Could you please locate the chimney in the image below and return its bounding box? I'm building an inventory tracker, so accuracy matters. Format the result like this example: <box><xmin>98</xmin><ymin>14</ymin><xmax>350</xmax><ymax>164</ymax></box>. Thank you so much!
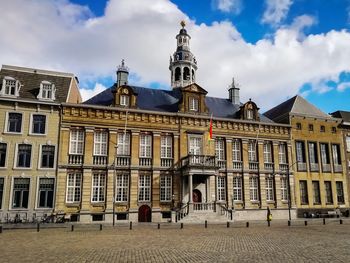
<box><xmin>228</xmin><ymin>77</ymin><xmax>240</xmax><ymax>104</ymax></box>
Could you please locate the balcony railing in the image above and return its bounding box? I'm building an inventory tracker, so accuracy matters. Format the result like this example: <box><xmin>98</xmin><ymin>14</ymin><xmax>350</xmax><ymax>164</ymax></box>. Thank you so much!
<box><xmin>217</xmin><ymin>160</ymin><xmax>226</xmax><ymax>169</ymax></box>
<box><xmin>232</xmin><ymin>161</ymin><xmax>242</xmax><ymax>171</ymax></box>
<box><xmin>181</xmin><ymin>155</ymin><xmax>217</xmax><ymax>169</ymax></box>
<box><xmin>310</xmin><ymin>163</ymin><xmax>319</xmax><ymax>172</ymax></box>
<box><xmin>93</xmin><ymin>156</ymin><xmax>107</xmax><ymax>166</ymax></box>
<box><xmin>139</xmin><ymin>157</ymin><xmax>152</xmax><ymax>167</ymax></box>
<box><xmin>115</xmin><ymin>156</ymin><xmax>130</xmax><ymax>167</ymax></box>
<box><xmin>249</xmin><ymin>161</ymin><xmax>259</xmax><ymax>171</ymax></box>
<box><xmin>264</xmin><ymin>162</ymin><xmax>274</xmax><ymax>171</ymax></box>
<box><xmin>322</xmin><ymin>164</ymin><xmax>331</xmax><ymax>172</ymax></box>
<box><xmin>279</xmin><ymin>163</ymin><xmax>289</xmax><ymax>171</ymax></box>
<box><xmin>68</xmin><ymin>154</ymin><xmax>83</xmax><ymax>165</ymax></box>
<box><xmin>334</xmin><ymin>164</ymin><xmax>343</xmax><ymax>173</ymax></box>
<box><xmin>160</xmin><ymin>158</ymin><xmax>173</xmax><ymax>168</ymax></box>
<box><xmin>297</xmin><ymin>162</ymin><xmax>307</xmax><ymax>171</ymax></box>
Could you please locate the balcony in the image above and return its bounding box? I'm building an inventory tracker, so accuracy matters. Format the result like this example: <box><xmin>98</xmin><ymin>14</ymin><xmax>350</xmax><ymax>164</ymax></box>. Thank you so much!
<box><xmin>264</xmin><ymin>162</ymin><xmax>274</xmax><ymax>171</ymax></box>
<box><xmin>310</xmin><ymin>163</ymin><xmax>319</xmax><ymax>172</ymax></box>
<box><xmin>334</xmin><ymin>164</ymin><xmax>343</xmax><ymax>173</ymax></box>
<box><xmin>139</xmin><ymin>157</ymin><xmax>152</xmax><ymax>167</ymax></box>
<box><xmin>217</xmin><ymin>160</ymin><xmax>226</xmax><ymax>170</ymax></box>
<box><xmin>115</xmin><ymin>156</ymin><xmax>130</xmax><ymax>167</ymax></box>
<box><xmin>161</xmin><ymin>158</ymin><xmax>173</xmax><ymax>168</ymax></box>
<box><xmin>279</xmin><ymin>163</ymin><xmax>289</xmax><ymax>172</ymax></box>
<box><xmin>249</xmin><ymin>162</ymin><xmax>259</xmax><ymax>172</ymax></box>
<box><xmin>297</xmin><ymin>162</ymin><xmax>307</xmax><ymax>171</ymax></box>
<box><xmin>181</xmin><ymin>155</ymin><xmax>217</xmax><ymax>169</ymax></box>
<box><xmin>68</xmin><ymin>154</ymin><xmax>83</xmax><ymax>165</ymax></box>
<box><xmin>93</xmin><ymin>156</ymin><xmax>107</xmax><ymax>166</ymax></box>
<box><xmin>232</xmin><ymin>161</ymin><xmax>242</xmax><ymax>171</ymax></box>
<box><xmin>322</xmin><ymin>164</ymin><xmax>331</xmax><ymax>172</ymax></box>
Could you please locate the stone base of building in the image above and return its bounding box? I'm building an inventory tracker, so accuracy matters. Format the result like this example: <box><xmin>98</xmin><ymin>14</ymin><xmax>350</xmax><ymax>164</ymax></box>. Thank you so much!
<box><xmin>233</xmin><ymin>209</ymin><xmax>297</xmax><ymax>221</ymax></box>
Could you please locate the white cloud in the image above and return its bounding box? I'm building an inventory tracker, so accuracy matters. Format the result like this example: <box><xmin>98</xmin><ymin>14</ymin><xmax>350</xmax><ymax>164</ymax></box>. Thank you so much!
<box><xmin>80</xmin><ymin>83</ymin><xmax>107</xmax><ymax>102</ymax></box>
<box><xmin>212</xmin><ymin>0</ymin><xmax>243</xmax><ymax>14</ymax></box>
<box><xmin>261</xmin><ymin>0</ymin><xmax>293</xmax><ymax>26</ymax></box>
<box><xmin>337</xmin><ymin>82</ymin><xmax>350</xmax><ymax>92</ymax></box>
<box><xmin>1</xmin><ymin>0</ymin><xmax>350</xmax><ymax>111</ymax></box>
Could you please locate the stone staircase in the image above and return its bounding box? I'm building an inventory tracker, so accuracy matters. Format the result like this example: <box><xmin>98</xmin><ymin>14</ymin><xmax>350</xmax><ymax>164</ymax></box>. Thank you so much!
<box><xmin>178</xmin><ymin>210</ymin><xmax>233</xmax><ymax>223</ymax></box>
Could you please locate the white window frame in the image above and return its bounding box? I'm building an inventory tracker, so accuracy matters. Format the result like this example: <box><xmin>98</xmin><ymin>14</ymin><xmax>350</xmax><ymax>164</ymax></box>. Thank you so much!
<box><xmin>263</xmin><ymin>142</ymin><xmax>273</xmax><ymax>163</ymax></box>
<box><xmin>66</xmin><ymin>173</ymin><xmax>82</xmax><ymax>203</ymax></box>
<box><xmin>346</xmin><ymin>136</ymin><xmax>350</xmax><ymax>152</ymax></box>
<box><xmin>160</xmin><ymin>175</ymin><xmax>172</xmax><ymax>202</ymax></box>
<box><xmin>278</xmin><ymin>143</ymin><xmax>287</xmax><ymax>164</ymax></box>
<box><xmin>91</xmin><ymin>173</ymin><xmax>106</xmax><ymax>203</ymax></box>
<box><xmin>265</xmin><ymin>176</ymin><xmax>274</xmax><ymax>201</ymax></box>
<box><xmin>188</xmin><ymin>135</ymin><xmax>202</xmax><ymax>155</ymax></box>
<box><xmin>117</xmin><ymin>132</ymin><xmax>130</xmax><ymax>156</ymax></box>
<box><xmin>5</xmin><ymin>112</ymin><xmax>23</xmax><ymax>134</ymax></box>
<box><xmin>248</xmin><ymin>140</ymin><xmax>257</xmax><ymax>162</ymax></box>
<box><xmin>120</xmin><ymin>95</ymin><xmax>130</xmax><ymax>106</ymax></box>
<box><xmin>0</xmin><ymin>142</ymin><xmax>8</xmax><ymax>168</ymax></box>
<box><xmin>280</xmin><ymin>177</ymin><xmax>288</xmax><ymax>201</ymax></box>
<box><xmin>189</xmin><ymin>97</ymin><xmax>199</xmax><ymax>111</ymax></box>
<box><xmin>29</xmin><ymin>113</ymin><xmax>47</xmax><ymax>135</ymax></box>
<box><xmin>217</xmin><ymin>176</ymin><xmax>226</xmax><ymax>201</ymax></box>
<box><xmin>139</xmin><ymin>134</ymin><xmax>152</xmax><ymax>158</ymax></box>
<box><xmin>14</xmin><ymin>143</ymin><xmax>32</xmax><ymax>169</ymax></box>
<box><xmin>161</xmin><ymin>135</ymin><xmax>173</xmax><ymax>159</ymax></box>
<box><xmin>249</xmin><ymin>176</ymin><xmax>259</xmax><ymax>202</ymax></box>
<box><xmin>36</xmin><ymin>177</ymin><xmax>55</xmax><ymax>209</ymax></box>
<box><xmin>215</xmin><ymin>138</ymin><xmax>225</xmax><ymax>161</ymax></box>
<box><xmin>115</xmin><ymin>173</ymin><xmax>129</xmax><ymax>202</ymax></box>
<box><xmin>38</xmin><ymin>144</ymin><xmax>56</xmax><ymax>170</ymax></box>
<box><xmin>1</xmin><ymin>76</ymin><xmax>21</xmax><ymax>97</ymax></box>
<box><xmin>232</xmin><ymin>139</ymin><xmax>241</xmax><ymax>162</ymax></box>
<box><xmin>10</xmin><ymin>177</ymin><xmax>31</xmax><ymax>210</ymax></box>
<box><xmin>37</xmin><ymin>81</ymin><xmax>56</xmax><ymax>101</ymax></box>
<box><xmin>296</xmin><ymin>141</ymin><xmax>305</xmax><ymax>163</ymax></box>
<box><xmin>69</xmin><ymin>129</ymin><xmax>85</xmax><ymax>155</ymax></box>
<box><xmin>138</xmin><ymin>174</ymin><xmax>151</xmax><ymax>202</ymax></box>
<box><xmin>93</xmin><ymin>131</ymin><xmax>108</xmax><ymax>156</ymax></box>
<box><xmin>247</xmin><ymin>109</ymin><xmax>253</xmax><ymax>120</ymax></box>
<box><xmin>233</xmin><ymin>177</ymin><xmax>242</xmax><ymax>201</ymax></box>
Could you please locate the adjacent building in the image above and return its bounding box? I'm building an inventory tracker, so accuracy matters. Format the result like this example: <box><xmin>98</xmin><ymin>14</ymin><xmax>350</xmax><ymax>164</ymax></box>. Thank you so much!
<box><xmin>0</xmin><ymin>65</ymin><xmax>81</xmax><ymax>222</ymax></box>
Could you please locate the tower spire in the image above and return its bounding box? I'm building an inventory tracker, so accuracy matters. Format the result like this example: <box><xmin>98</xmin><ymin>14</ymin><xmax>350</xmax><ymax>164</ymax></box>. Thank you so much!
<box><xmin>228</xmin><ymin>77</ymin><xmax>240</xmax><ymax>104</ymax></box>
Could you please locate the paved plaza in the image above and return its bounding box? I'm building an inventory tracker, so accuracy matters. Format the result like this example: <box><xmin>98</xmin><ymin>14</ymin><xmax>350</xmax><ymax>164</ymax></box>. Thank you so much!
<box><xmin>1</xmin><ymin>220</ymin><xmax>350</xmax><ymax>262</ymax></box>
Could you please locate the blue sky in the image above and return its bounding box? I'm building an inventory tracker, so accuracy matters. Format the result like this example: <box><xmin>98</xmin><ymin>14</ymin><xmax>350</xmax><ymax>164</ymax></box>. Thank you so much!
<box><xmin>1</xmin><ymin>0</ymin><xmax>350</xmax><ymax>113</ymax></box>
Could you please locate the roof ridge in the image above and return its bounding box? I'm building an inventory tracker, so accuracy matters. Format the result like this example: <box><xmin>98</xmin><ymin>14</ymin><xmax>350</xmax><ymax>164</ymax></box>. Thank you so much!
<box><xmin>2</xmin><ymin>64</ymin><xmax>75</xmax><ymax>78</ymax></box>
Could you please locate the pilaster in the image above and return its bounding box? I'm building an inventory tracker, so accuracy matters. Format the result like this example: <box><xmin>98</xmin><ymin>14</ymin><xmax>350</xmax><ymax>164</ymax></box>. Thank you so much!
<box><xmin>131</xmin><ymin>132</ymin><xmax>139</xmax><ymax>166</ymax></box>
<box><xmin>84</xmin><ymin>127</ymin><xmax>94</xmax><ymax>166</ymax></box>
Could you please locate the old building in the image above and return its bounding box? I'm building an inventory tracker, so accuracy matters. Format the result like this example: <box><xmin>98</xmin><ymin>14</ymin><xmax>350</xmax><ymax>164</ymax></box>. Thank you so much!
<box><xmin>0</xmin><ymin>65</ymin><xmax>81</xmax><ymax>222</ymax></box>
<box><xmin>265</xmin><ymin>97</ymin><xmax>349</xmax><ymax>217</ymax></box>
<box><xmin>55</xmin><ymin>23</ymin><xmax>295</xmax><ymax>223</ymax></box>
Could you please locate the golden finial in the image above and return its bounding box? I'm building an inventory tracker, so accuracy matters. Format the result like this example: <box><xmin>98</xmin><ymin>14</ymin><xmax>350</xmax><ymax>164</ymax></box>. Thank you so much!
<box><xmin>180</xmin><ymin>20</ymin><xmax>186</xmax><ymax>28</ymax></box>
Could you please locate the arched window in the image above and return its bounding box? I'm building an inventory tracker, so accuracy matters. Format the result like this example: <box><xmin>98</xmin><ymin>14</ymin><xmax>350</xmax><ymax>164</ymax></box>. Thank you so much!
<box><xmin>175</xmin><ymin>67</ymin><xmax>181</xmax><ymax>81</ymax></box>
<box><xmin>183</xmin><ymin>67</ymin><xmax>190</xmax><ymax>81</ymax></box>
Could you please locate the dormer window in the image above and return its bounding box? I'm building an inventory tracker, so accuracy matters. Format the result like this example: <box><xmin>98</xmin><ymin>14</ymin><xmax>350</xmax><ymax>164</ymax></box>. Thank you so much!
<box><xmin>247</xmin><ymin>109</ymin><xmax>253</xmax><ymax>120</ymax></box>
<box><xmin>120</xmin><ymin>94</ymin><xmax>130</xmax><ymax>107</ymax></box>
<box><xmin>1</xmin><ymin>76</ymin><xmax>21</xmax><ymax>97</ymax></box>
<box><xmin>189</xmin><ymin>97</ymin><xmax>199</xmax><ymax>111</ymax></box>
<box><xmin>37</xmin><ymin>81</ymin><xmax>56</xmax><ymax>101</ymax></box>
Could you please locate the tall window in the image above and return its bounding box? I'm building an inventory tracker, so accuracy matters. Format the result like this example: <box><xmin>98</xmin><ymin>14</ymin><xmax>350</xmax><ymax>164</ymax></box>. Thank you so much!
<box><xmin>215</xmin><ymin>138</ymin><xmax>225</xmax><ymax>161</ymax></box>
<box><xmin>32</xmin><ymin>114</ymin><xmax>46</xmax><ymax>134</ymax></box>
<box><xmin>12</xmin><ymin>178</ymin><xmax>30</xmax><ymax>208</ymax></box>
<box><xmin>249</xmin><ymin>176</ymin><xmax>259</xmax><ymax>201</ymax></box>
<box><xmin>332</xmin><ymin>144</ymin><xmax>341</xmax><ymax>165</ymax></box>
<box><xmin>92</xmin><ymin>173</ymin><xmax>105</xmax><ymax>202</ymax></box>
<box><xmin>0</xmin><ymin>143</ymin><xmax>7</xmax><ymax>167</ymax></box>
<box><xmin>0</xmin><ymin>178</ymin><xmax>4</xmax><ymax>209</ymax></box>
<box><xmin>116</xmin><ymin>173</ymin><xmax>129</xmax><ymax>202</ymax></box>
<box><xmin>299</xmin><ymin>180</ymin><xmax>308</xmax><ymax>204</ymax></box>
<box><xmin>263</xmin><ymin>142</ymin><xmax>273</xmax><ymax>163</ymax></box>
<box><xmin>278</xmin><ymin>143</ymin><xmax>287</xmax><ymax>164</ymax></box>
<box><xmin>312</xmin><ymin>181</ymin><xmax>321</xmax><ymax>204</ymax></box>
<box><xmin>336</xmin><ymin>181</ymin><xmax>344</xmax><ymax>204</ymax></box>
<box><xmin>138</xmin><ymin>174</ymin><xmax>151</xmax><ymax>202</ymax></box>
<box><xmin>308</xmin><ymin>142</ymin><xmax>318</xmax><ymax>170</ymax></box>
<box><xmin>346</xmin><ymin>136</ymin><xmax>350</xmax><ymax>152</ymax></box>
<box><xmin>217</xmin><ymin>177</ymin><xmax>226</xmax><ymax>201</ymax></box>
<box><xmin>161</xmin><ymin>135</ymin><xmax>172</xmax><ymax>159</ymax></box>
<box><xmin>38</xmin><ymin>81</ymin><xmax>55</xmax><ymax>100</ymax></box>
<box><xmin>94</xmin><ymin>131</ymin><xmax>108</xmax><ymax>156</ymax></box>
<box><xmin>232</xmin><ymin>139</ymin><xmax>242</xmax><ymax>161</ymax></box>
<box><xmin>320</xmin><ymin>143</ymin><xmax>330</xmax><ymax>165</ymax></box>
<box><xmin>120</xmin><ymin>95</ymin><xmax>130</xmax><ymax>106</ymax></box>
<box><xmin>66</xmin><ymin>173</ymin><xmax>82</xmax><ymax>203</ymax></box>
<box><xmin>160</xmin><ymin>175</ymin><xmax>172</xmax><ymax>202</ymax></box>
<box><xmin>7</xmin><ymin>112</ymin><xmax>22</xmax><ymax>133</ymax></box>
<box><xmin>189</xmin><ymin>97</ymin><xmax>199</xmax><ymax>111</ymax></box>
<box><xmin>233</xmin><ymin>177</ymin><xmax>242</xmax><ymax>201</ymax></box>
<box><xmin>280</xmin><ymin>177</ymin><xmax>288</xmax><ymax>201</ymax></box>
<box><xmin>41</xmin><ymin>145</ymin><xmax>55</xmax><ymax>168</ymax></box>
<box><xmin>324</xmin><ymin>181</ymin><xmax>333</xmax><ymax>204</ymax></box>
<box><xmin>117</xmin><ymin>133</ymin><xmax>130</xmax><ymax>156</ymax></box>
<box><xmin>248</xmin><ymin>141</ymin><xmax>257</xmax><ymax>162</ymax></box>
<box><xmin>247</xmin><ymin>109</ymin><xmax>253</xmax><ymax>120</ymax></box>
<box><xmin>140</xmin><ymin>134</ymin><xmax>152</xmax><ymax>158</ymax></box>
<box><xmin>17</xmin><ymin>144</ymin><xmax>32</xmax><ymax>168</ymax></box>
<box><xmin>38</xmin><ymin>178</ymin><xmax>54</xmax><ymax>208</ymax></box>
<box><xmin>69</xmin><ymin>130</ymin><xmax>84</xmax><ymax>154</ymax></box>
<box><xmin>296</xmin><ymin>141</ymin><xmax>305</xmax><ymax>163</ymax></box>
<box><xmin>265</xmin><ymin>176</ymin><xmax>274</xmax><ymax>201</ymax></box>
<box><xmin>189</xmin><ymin>137</ymin><xmax>202</xmax><ymax>155</ymax></box>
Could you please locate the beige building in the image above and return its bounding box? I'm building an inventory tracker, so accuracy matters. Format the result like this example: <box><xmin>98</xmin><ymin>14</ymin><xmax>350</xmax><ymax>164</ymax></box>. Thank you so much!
<box><xmin>265</xmin><ymin>96</ymin><xmax>349</xmax><ymax>216</ymax></box>
<box><xmin>0</xmin><ymin>65</ymin><xmax>81</xmax><ymax>222</ymax></box>
<box><xmin>55</xmin><ymin>25</ymin><xmax>295</xmax><ymax>223</ymax></box>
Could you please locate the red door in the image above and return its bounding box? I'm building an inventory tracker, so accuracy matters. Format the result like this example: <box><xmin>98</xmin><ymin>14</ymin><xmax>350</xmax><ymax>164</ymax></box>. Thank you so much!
<box><xmin>193</xmin><ymin>189</ymin><xmax>202</xmax><ymax>203</ymax></box>
<box><xmin>138</xmin><ymin>205</ymin><xmax>152</xmax><ymax>222</ymax></box>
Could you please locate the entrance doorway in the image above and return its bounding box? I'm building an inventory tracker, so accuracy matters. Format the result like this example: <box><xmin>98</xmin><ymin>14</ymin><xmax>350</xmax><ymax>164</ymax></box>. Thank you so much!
<box><xmin>138</xmin><ymin>205</ymin><xmax>152</xmax><ymax>222</ymax></box>
<box><xmin>193</xmin><ymin>189</ymin><xmax>202</xmax><ymax>203</ymax></box>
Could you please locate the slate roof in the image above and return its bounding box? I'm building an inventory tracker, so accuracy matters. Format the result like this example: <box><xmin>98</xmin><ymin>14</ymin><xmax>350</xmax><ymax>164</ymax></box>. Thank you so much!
<box><xmin>0</xmin><ymin>65</ymin><xmax>75</xmax><ymax>103</ymax></box>
<box><xmin>264</xmin><ymin>95</ymin><xmax>331</xmax><ymax>124</ymax></box>
<box><xmin>84</xmin><ymin>85</ymin><xmax>273</xmax><ymax>123</ymax></box>
<box><xmin>331</xmin><ymin>110</ymin><xmax>350</xmax><ymax>124</ymax></box>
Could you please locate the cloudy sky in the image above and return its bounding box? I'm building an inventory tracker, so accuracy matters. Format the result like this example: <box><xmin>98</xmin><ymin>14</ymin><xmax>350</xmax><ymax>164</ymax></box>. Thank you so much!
<box><xmin>1</xmin><ymin>0</ymin><xmax>350</xmax><ymax>112</ymax></box>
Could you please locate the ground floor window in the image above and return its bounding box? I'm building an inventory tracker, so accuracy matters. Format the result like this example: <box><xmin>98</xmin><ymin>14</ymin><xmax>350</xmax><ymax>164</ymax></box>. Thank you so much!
<box><xmin>217</xmin><ymin>176</ymin><xmax>226</xmax><ymax>201</ymax></box>
<box><xmin>0</xmin><ymin>178</ymin><xmax>4</xmax><ymax>209</ymax></box>
<box><xmin>325</xmin><ymin>181</ymin><xmax>333</xmax><ymax>204</ymax></box>
<box><xmin>312</xmin><ymin>181</ymin><xmax>321</xmax><ymax>205</ymax></box>
<box><xmin>38</xmin><ymin>178</ymin><xmax>54</xmax><ymax>208</ymax></box>
<box><xmin>280</xmin><ymin>177</ymin><xmax>288</xmax><ymax>201</ymax></box>
<box><xmin>66</xmin><ymin>173</ymin><xmax>82</xmax><ymax>203</ymax></box>
<box><xmin>265</xmin><ymin>176</ymin><xmax>274</xmax><ymax>201</ymax></box>
<box><xmin>233</xmin><ymin>177</ymin><xmax>242</xmax><ymax>201</ymax></box>
<box><xmin>92</xmin><ymin>173</ymin><xmax>106</xmax><ymax>203</ymax></box>
<box><xmin>249</xmin><ymin>176</ymin><xmax>259</xmax><ymax>201</ymax></box>
<box><xmin>160</xmin><ymin>175</ymin><xmax>172</xmax><ymax>202</ymax></box>
<box><xmin>336</xmin><ymin>181</ymin><xmax>344</xmax><ymax>204</ymax></box>
<box><xmin>13</xmin><ymin>178</ymin><xmax>30</xmax><ymax>208</ymax></box>
<box><xmin>299</xmin><ymin>180</ymin><xmax>308</xmax><ymax>205</ymax></box>
<box><xmin>138</xmin><ymin>174</ymin><xmax>151</xmax><ymax>202</ymax></box>
<box><xmin>116</xmin><ymin>173</ymin><xmax>129</xmax><ymax>202</ymax></box>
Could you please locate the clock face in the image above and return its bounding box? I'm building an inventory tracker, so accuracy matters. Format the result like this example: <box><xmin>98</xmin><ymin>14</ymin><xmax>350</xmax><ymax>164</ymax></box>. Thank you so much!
<box><xmin>123</xmin><ymin>88</ymin><xmax>129</xmax><ymax>94</ymax></box>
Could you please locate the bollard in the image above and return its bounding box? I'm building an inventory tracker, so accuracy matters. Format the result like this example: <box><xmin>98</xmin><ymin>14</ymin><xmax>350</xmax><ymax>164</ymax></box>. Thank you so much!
<box><xmin>340</xmin><ymin>219</ymin><xmax>343</xmax><ymax>225</ymax></box>
<box><xmin>246</xmin><ymin>222</ymin><xmax>249</xmax><ymax>228</ymax></box>
<box><xmin>158</xmin><ymin>223</ymin><xmax>160</xmax><ymax>229</ymax></box>
<box><xmin>181</xmin><ymin>223</ymin><xmax>183</xmax><ymax>229</ymax></box>
<box><xmin>227</xmin><ymin>222</ymin><xmax>230</xmax><ymax>228</ymax></box>
<box><xmin>288</xmin><ymin>220</ymin><xmax>291</xmax><ymax>227</ymax></box>
<box><xmin>71</xmin><ymin>225</ymin><xmax>74</xmax><ymax>232</ymax></box>
<box><xmin>205</xmin><ymin>220</ymin><xmax>207</xmax><ymax>228</ymax></box>
<box><xmin>0</xmin><ymin>226</ymin><xmax>2</xmax><ymax>234</ymax></box>
<box><xmin>100</xmin><ymin>224</ymin><xmax>103</xmax><ymax>231</ymax></box>
<box><xmin>268</xmin><ymin>221</ymin><xmax>271</xmax><ymax>227</ymax></box>
<box><xmin>323</xmin><ymin>218</ymin><xmax>326</xmax><ymax>225</ymax></box>
<box><xmin>304</xmin><ymin>220</ymin><xmax>307</xmax><ymax>226</ymax></box>
<box><xmin>37</xmin><ymin>223</ymin><xmax>40</xmax><ymax>232</ymax></box>
<box><xmin>129</xmin><ymin>222</ymin><xmax>132</xmax><ymax>230</ymax></box>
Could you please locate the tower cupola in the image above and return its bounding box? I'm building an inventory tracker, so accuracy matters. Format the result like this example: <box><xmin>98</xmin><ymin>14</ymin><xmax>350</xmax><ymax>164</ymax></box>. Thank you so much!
<box><xmin>169</xmin><ymin>21</ymin><xmax>198</xmax><ymax>88</ymax></box>
<box><xmin>228</xmin><ymin>77</ymin><xmax>240</xmax><ymax>105</ymax></box>
<box><xmin>116</xmin><ymin>59</ymin><xmax>129</xmax><ymax>87</ymax></box>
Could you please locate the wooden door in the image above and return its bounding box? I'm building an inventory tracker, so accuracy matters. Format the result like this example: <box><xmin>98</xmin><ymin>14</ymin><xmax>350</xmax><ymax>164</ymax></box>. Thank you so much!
<box><xmin>138</xmin><ymin>205</ymin><xmax>152</xmax><ymax>222</ymax></box>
